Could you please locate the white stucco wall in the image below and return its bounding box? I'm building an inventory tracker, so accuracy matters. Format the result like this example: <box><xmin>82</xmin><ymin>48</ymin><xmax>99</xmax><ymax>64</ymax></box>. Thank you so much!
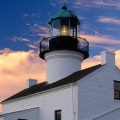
<box><xmin>2</xmin><ymin>84</ymin><xmax>78</xmax><ymax>120</ymax></box>
<box><xmin>78</xmin><ymin>65</ymin><xmax>120</xmax><ymax>120</ymax></box>
<box><xmin>3</xmin><ymin>108</ymin><xmax>39</xmax><ymax>120</ymax></box>
<box><xmin>0</xmin><ymin>116</ymin><xmax>2</xmax><ymax>120</ymax></box>
<box><xmin>45</xmin><ymin>50</ymin><xmax>84</xmax><ymax>83</ymax></box>
<box><xmin>94</xmin><ymin>107</ymin><xmax>120</xmax><ymax>120</ymax></box>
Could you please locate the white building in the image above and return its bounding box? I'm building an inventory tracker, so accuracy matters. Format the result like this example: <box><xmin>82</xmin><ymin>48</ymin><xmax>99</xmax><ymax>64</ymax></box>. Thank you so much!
<box><xmin>1</xmin><ymin>3</ymin><xmax>120</xmax><ymax>120</ymax></box>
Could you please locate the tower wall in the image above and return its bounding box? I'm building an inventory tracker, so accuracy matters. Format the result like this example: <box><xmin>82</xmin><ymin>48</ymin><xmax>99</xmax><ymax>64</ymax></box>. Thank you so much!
<box><xmin>45</xmin><ymin>50</ymin><xmax>84</xmax><ymax>83</ymax></box>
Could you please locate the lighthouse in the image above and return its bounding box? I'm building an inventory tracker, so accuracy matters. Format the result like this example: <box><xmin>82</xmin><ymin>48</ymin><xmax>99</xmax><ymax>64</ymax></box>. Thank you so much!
<box><xmin>39</xmin><ymin>3</ymin><xmax>89</xmax><ymax>84</ymax></box>
<box><xmin>2</xmin><ymin>3</ymin><xmax>120</xmax><ymax>120</ymax></box>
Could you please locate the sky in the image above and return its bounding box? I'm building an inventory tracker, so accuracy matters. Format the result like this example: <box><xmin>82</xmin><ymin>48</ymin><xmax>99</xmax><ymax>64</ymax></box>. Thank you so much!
<box><xmin>0</xmin><ymin>0</ymin><xmax>120</xmax><ymax>112</ymax></box>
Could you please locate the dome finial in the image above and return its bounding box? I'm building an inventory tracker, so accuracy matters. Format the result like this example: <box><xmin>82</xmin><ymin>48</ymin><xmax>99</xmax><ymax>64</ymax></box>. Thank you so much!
<box><xmin>62</xmin><ymin>2</ymin><xmax>67</xmax><ymax>10</ymax></box>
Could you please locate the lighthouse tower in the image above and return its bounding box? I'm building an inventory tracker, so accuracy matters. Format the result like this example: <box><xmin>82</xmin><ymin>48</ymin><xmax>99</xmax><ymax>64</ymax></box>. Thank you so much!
<box><xmin>39</xmin><ymin>3</ymin><xmax>89</xmax><ymax>84</ymax></box>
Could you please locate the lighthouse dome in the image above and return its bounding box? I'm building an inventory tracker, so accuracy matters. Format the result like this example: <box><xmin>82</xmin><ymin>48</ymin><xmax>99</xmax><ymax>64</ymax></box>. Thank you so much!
<box><xmin>48</xmin><ymin>3</ymin><xmax>80</xmax><ymax>25</ymax></box>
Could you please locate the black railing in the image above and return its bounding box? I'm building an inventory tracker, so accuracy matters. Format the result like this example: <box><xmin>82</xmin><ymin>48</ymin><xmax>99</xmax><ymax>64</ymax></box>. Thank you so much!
<box><xmin>39</xmin><ymin>36</ymin><xmax>89</xmax><ymax>59</ymax></box>
<box><xmin>78</xmin><ymin>37</ymin><xmax>89</xmax><ymax>53</ymax></box>
<box><xmin>40</xmin><ymin>37</ymin><xmax>49</xmax><ymax>53</ymax></box>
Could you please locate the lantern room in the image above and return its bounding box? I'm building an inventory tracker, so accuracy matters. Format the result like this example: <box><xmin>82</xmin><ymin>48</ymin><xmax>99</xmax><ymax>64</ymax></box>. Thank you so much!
<box><xmin>48</xmin><ymin>3</ymin><xmax>80</xmax><ymax>38</ymax></box>
<box><xmin>39</xmin><ymin>3</ymin><xmax>89</xmax><ymax>60</ymax></box>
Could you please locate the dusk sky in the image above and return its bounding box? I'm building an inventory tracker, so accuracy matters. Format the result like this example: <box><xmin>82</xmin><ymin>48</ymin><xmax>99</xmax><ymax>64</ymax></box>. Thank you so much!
<box><xmin>0</xmin><ymin>0</ymin><xmax>120</xmax><ymax>112</ymax></box>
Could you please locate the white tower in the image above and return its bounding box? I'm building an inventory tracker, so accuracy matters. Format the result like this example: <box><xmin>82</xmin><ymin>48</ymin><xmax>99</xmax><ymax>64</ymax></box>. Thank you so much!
<box><xmin>39</xmin><ymin>3</ymin><xmax>89</xmax><ymax>84</ymax></box>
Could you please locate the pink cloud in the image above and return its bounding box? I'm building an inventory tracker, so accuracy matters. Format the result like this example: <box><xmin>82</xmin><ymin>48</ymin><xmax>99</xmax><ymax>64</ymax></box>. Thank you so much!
<box><xmin>0</xmin><ymin>48</ymin><xmax>13</xmax><ymax>54</ymax></box>
<box><xmin>98</xmin><ymin>17</ymin><xmax>120</xmax><ymax>25</ymax></box>
<box><xmin>34</xmin><ymin>24</ymin><xmax>48</xmax><ymax>33</ymax></box>
<box><xmin>38</xmin><ymin>33</ymin><xmax>49</xmax><ymax>38</ymax></box>
<box><xmin>73</xmin><ymin>0</ymin><xmax>120</xmax><ymax>8</ymax></box>
<box><xmin>11</xmin><ymin>37</ymin><xmax>30</xmax><ymax>42</ymax></box>
<box><xmin>27</xmin><ymin>44</ymin><xmax>37</xmax><ymax>49</ymax></box>
<box><xmin>29</xmin><ymin>24</ymin><xmax>48</xmax><ymax>35</ymax></box>
<box><xmin>81</xmin><ymin>34</ymin><xmax>120</xmax><ymax>45</ymax></box>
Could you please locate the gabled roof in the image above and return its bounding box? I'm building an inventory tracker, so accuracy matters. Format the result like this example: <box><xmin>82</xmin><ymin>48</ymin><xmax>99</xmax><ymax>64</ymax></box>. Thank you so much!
<box><xmin>2</xmin><ymin>64</ymin><xmax>102</xmax><ymax>103</ymax></box>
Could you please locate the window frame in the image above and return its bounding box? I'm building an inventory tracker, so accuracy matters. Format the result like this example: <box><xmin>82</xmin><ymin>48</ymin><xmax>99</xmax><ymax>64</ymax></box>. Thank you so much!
<box><xmin>55</xmin><ymin>110</ymin><xmax>61</xmax><ymax>120</ymax></box>
<box><xmin>114</xmin><ymin>80</ymin><xmax>120</xmax><ymax>100</ymax></box>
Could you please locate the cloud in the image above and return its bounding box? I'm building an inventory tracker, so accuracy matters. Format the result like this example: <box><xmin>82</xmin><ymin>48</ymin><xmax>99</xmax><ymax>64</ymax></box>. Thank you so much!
<box><xmin>11</xmin><ymin>37</ymin><xmax>30</xmax><ymax>42</ymax></box>
<box><xmin>93</xmin><ymin>0</ymin><xmax>120</xmax><ymax>8</ymax></box>
<box><xmin>51</xmin><ymin>2</ymin><xmax>57</xmax><ymax>6</ymax></box>
<box><xmin>0</xmin><ymin>48</ymin><xmax>120</xmax><ymax>112</ymax></box>
<box><xmin>80</xmin><ymin>33</ymin><xmax>120</xmax><ymax>55</ymax></box>
<box><xmin>81</xmin><ymin>23</ymin><xmax>91</xmax><ymax>31</ymax></box>
<box><xmin>104</xmin><ymin>47</ymin><xmax>117</xmax><ymax>52</ymax></box>
<box><xmin>82</xmin><ymin>50</ymin><xmax>120</xmax><ymax>69</ymax></box>
<box><xmin>21</xmin><ymin>13</ymin><xmax>40</xmax><ymax>18</ymax></box>
<box><xmin>0</xmin><ymin>48</ymin><xmax>46</xmax><ymax>111</ymax></box>
<box><xmin>38</xmin><ymin>33</ymin><xmax>49</xmax><ymax>38</ymax></box>
<box><xmin>73</xmin><ymin>0</ymin><xmax>93</xmax><ymax>7</ymax></box>
<box><xmin>116</xmin><ymin>50</ymin><xmax>120</xmax><ymax>67</ymax></box>
<box><xmin>0</xmin><ymin>48</ymin><xmax>13</xmax><ymax>54</ymax></box>
<box><xmin>73</xmin><ymin>0</ymin><xmax>120</xmax><ymax>8</ymax></box>
<box><xmin>33</xmin><ymin>24</ymin><xmax>48</xmax><ymax>34</ymax></box>
<box><xmin>82</xmin><ymin>55</ymin><xmax>101</xmax><ymax>69</ymax></box>
<box><xmin>81</xmin><ymin>33</ymin><xmax>120</xmax><ymax>46</ymax></box>
<box><xmin>98</xmin><ymin>17</ymin><xmax>120</xmax><ymax>25</ymax></box>
<box><xmin>27</xmin><ymin>23</ymin><xmax>49</xmax><ymax>38</ymax></box>
<box><xmin>105</xmin><ymin>28</ymin><xmax>117</xmax><ymax>31</ymax></box>
<box><xmin>22</xmin><ymin>13</ymin><xmax>28</xmax><ymax>17</ymax></box>
<box><xmin>27</xmin><ymin>44</ymin><xmax>37</xmax><ymax>49</ymax></box>
<box><xmin>93</xmin><ymin>1</ymin><xmax>114</xmax><ymax>7</ymax></box>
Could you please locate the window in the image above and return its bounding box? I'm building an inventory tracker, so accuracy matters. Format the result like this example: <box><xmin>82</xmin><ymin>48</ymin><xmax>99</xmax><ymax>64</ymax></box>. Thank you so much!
<box><xmin>55</xmin><ymin>110</ymin><xmax>61</xmax><ymax>120</ymax></box>
<box><xmin>114</xmin><ymin>81</ymin><xmax>120</xmax><ymax>100</ymax></box>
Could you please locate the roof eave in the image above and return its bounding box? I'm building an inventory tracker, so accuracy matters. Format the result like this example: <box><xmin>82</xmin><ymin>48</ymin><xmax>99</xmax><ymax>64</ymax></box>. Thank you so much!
<box><xmin>1</xmin><ymin>82</ymin><xmax>77</xmax><ymax>104</ymax></box>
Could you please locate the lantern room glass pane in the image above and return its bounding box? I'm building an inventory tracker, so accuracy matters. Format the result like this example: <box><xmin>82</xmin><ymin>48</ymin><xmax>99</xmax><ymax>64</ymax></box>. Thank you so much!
<box><xmin>49</xmin><ymin>19</ymin><xmax>61</xmax><ymax>37</ymax></box>
<box><xmin>60</xmin><ymin>19</ymin><xmax>70</xmax><ymax>36</ymax></box>
<box><xmin>49</xmin><ymin>18</ymin><xmax>79</xmax><ymax>38</ymax></box>
<box><xmin>49</xmin><ymin>24</ymin><xmax>53</xmax><ymax>37</ymax></box>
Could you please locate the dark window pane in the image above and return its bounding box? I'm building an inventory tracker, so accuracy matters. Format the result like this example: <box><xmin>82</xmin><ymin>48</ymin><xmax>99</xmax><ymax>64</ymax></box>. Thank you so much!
<box><xmin>55</xmin><ymin>110</ymin><xmax>61</xmax><ymax>120</ymax></box>
<box><xmin>18</xmin><ymin>119</ymin><xmax>27</xmax><ymax>120</ymax></box>
<box><xmin>114</xmin><ymin>81</ymin><xmax>120</xmax><ymax>99</ymax></box>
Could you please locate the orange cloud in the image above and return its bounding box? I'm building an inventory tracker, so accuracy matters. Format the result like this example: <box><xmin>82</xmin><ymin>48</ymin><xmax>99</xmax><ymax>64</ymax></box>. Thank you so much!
<box><xmin>82</xmin><ymin>50</ymin><xmax>120</xmax><ymax>69</ymax></box>
<box><xmin>0</xmin><ymin>49</ymin><xmax>46</xmax><ymax>111</ymax></box>
<box><xmin>82</xmin><ymin>55</ymin><xmax>101</xmax><ymax>69</ymax></box>
<box><xmin>116</xmin><ymin>50</ymin><xmax>120</xmax><ymax>68</ymax></box>
<box><xmin>0</xmin><ymin>48</ymin><xmax>120</xmax><ymax>112</ymax></box>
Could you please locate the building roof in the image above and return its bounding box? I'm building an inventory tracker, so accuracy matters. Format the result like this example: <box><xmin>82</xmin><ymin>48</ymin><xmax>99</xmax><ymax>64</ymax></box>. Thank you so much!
<box><xmin>2</xmin><ymin>64</ymin><xmax>102</xmax><ymax>103</ymax></box>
